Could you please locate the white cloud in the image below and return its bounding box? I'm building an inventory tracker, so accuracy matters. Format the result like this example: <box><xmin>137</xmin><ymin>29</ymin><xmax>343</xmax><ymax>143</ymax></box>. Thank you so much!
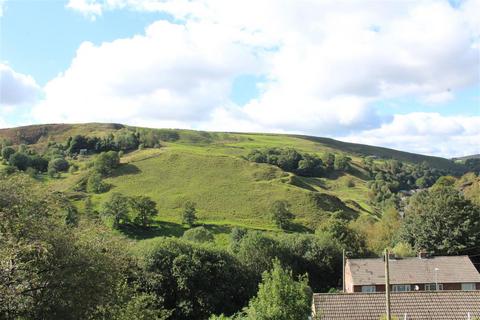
<box><xmin>339</xmin><ymin>113</ymin><xmax>480</xmax><ymax>157</ymax></box>
<box><xmin>32</xmin><ymin>20</ymin><xmax>263</xmax><ymax>124</ymax></box>
<box><xmin>0</xmin><ymin>64</ymin><xmax>41</xmax><ymax>106</ymax></box>
<box><xmin>66</xmin><ymin>0</ymin><xmax>102</xmax><ymax>20</ymax></box>
<box><xmin>35</xmin><ymin>0</ymin><xmax>480</xmax><ymax>156</ymax></box>
<box><xmin>421</xmin><ymin>91</ymin><xmax>455</xmax><ymax>104</ymax></box>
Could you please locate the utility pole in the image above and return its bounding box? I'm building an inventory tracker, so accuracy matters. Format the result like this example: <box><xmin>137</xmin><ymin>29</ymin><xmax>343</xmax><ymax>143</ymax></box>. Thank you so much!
<box><xmin>342</xmin><ymin>249</ymin><xmax>346</xmax><ymax>292</ymax></box>
<box><xmin>385</xmin><ymin>249</ymin><xmax>392</xmax><ymax>320</ymax></box>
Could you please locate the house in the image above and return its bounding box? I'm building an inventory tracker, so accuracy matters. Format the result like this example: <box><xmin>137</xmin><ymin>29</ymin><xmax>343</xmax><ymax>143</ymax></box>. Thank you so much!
<box><xmin>311</xmin><ymin>291</ymin><xmax>480</xmax><ymax>320</ymax></box>
<box><xmin>345</xmin><ymin>254</ymin><xmax>480</xmax><ymax>293</ymax></box>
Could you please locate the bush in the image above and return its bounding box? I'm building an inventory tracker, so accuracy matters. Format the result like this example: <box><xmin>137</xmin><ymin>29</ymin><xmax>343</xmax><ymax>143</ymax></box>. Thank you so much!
<box><xmin>1</xmin><ymin>146</ymin><xmax>15</xmax><ymax>160</ymax></box>
<box><xmin>346</xmin><ymin>178</ymin><xmax>355</xmax><ymax>188</ymax></box>
<box><xmin>30</xmin><ymin>155</ymin><xmax>49</xmax><ymax>172</ymax></box>
<box><xmin>183</xmin><ymin>226</ymin><xmax>214</xmax><ymax>243</ymax></box>
<box><xmin>94</xmin><ymin>151</ymin><xmax>120</xmax><ymax>176</ymax></box>
<box><xmin>86</xmin><ymin>173</ymin><xmax>109</xmax><ymax>194</ymax></box>
<box><xmin>9</xmin><ymin>152</ymin><xmax>30</xmax><ymax>171</ymax></box>
<box><xmin>49</xmin><ymin>158</ymin><xmax>69</xmax><ymax>172</ymax></box>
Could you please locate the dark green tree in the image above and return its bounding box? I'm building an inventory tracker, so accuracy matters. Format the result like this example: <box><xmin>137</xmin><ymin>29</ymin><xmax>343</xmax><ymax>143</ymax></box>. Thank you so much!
<box><xmin>9</xmin><ymin>152</ymin><xmax>30</xmax><ymax>171</ymax></box>
<box><xmin>141</xmin><ymin>238</ymin><xmax>255</xmax><ymax>320</ymax></box>
<box><xmin>1</xmin><ymin>146</ymin><xmax>15</xmax><ymax>161</ymax></box>
<box><xmin>400</xmin><ymin>186</ymin><xmax>480</xmax><ymax>255</ymax></box>
<box><xmin>270</xmin><ymin>200</ymin><xmax>294</xmax><ymax>230</ymax></box>
<box><xmin>130</xmin><ymin>196</ymin><xmax>158</xmax><ymax>228</ymax></box>
<box><xmin>48</xmin><ymin>157</ymin><xmax>69</xmax><ymax>172</ymax></box>
<box><xmin>334</xmin><ymin>154</ymin><xmax>351</xmax><ymax>172</ymax></box>
<box><xmin>86</xmin><ymin>172</ymin><xmax>109</xmax><ymax>193</ymax></box>
<box><xmin>30</xmin><ymin>155</ymin><xmax>49</xmax><ymax>172</ymax></box>
<box><xmin>182</xmin><ymin>200</ymin><xmax>197</xmax><ymax>227</ymax></box>
<box><xmin>103</xmin><ymin>193</ymin><xmax>130</xmax><ymax>229</ymax></box>
<box><xmin>94</xmin><ymin>151</ymin><xmax>120</xmax><ymax>176</ymax></box>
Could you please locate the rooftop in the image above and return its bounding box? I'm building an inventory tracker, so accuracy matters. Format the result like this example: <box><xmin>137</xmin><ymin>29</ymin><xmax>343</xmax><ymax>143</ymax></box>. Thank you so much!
<box><xmin>312</xmin><ymin>291</ymin><xmax>480</xmax><ymax>320</ymax></box>
<box><xmin>347</xmin><ymin>255</ymin><xmax>480</xmax><ymax>285</ymax></box>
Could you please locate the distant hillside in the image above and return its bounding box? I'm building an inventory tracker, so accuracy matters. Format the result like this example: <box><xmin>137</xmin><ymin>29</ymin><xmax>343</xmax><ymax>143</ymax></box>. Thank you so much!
<box><xmin>291</xmin><ymin>135</ymin><xmax>462</xmax><ymax>172</ymax></box>
<box><xmin>0</xmin><ymin>123</ymin><xmax>467</xmax><ymax>232</ymax></box>
<box><xmin>0</xmin><ymin>123</ymin><xmax>462</xmax><ymax>172</ymax></box>
<box><xmin>453</xmin><ymin>154</ymin><xmax>480</xmax><ymax>161</ymax></box>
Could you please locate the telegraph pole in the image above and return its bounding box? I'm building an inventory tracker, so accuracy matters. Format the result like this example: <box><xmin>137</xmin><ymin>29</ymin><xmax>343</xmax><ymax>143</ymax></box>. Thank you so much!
<box><xmin>342</xmin><ymin>249</ymin><xmax>346</xmax><ymax>292</ymax></box>
<box><xmin>385</xmin><ymin>249</ymin><xmax>392</xmax><ymax>320</ymax></box>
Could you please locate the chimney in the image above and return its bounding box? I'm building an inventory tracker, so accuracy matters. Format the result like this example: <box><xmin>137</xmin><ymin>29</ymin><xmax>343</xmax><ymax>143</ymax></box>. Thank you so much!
<box><xmin>418</xmin><ymin>250</ymin><xmax>428</xmax><ymax>259</ymax></box>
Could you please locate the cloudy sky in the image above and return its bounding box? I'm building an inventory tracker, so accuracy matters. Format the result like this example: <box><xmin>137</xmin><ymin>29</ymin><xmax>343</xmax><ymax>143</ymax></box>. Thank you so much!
<box><xmin>0</xmin><ymin>0</ymin><xmax>479</xmax><ymax>157</ymax></box>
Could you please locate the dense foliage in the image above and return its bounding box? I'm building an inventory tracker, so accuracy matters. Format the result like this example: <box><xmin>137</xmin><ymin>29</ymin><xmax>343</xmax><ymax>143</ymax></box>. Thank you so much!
<box><xmin>247</xmin><ymin>148</ymin><xmax>331</xmax><ymax>177</ymax></box>
<box><xmin>400</xmin><ymin>186</ymin><xmax>480</xmax><ymax>255</ymax></box>
<box><xmin>0</xmin><ymin>175</ymin><xmax>166</xmax><ymax>320</ymax></box>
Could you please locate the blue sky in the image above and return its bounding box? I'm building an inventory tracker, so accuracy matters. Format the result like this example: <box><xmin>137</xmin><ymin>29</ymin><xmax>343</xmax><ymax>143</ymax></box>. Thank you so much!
<box><xmin>0</xmin><ymin>0</ymin><xmax>479</xmax><ymax>157</ymax></box>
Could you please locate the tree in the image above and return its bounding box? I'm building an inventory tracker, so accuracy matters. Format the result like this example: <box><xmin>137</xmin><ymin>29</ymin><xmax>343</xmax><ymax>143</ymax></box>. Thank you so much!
<box><xmin>48</xmin><ymin>157</ymin><xmax>69</xmax><ymax>172</ymax></box>
<box><xmin>30</xmin><ymin>155</ymin><xmax>49</xmax><ymax>172</ymax></box>
<box><xmin>323</xmin><ymin>153</ymin><xmax>335</xmax><ymax>172</ymax></box>
<box><xmin>400</xmin><ymin>186</ymin><xmax>480</xmax><ymax>255</ymax></box>
<box><xmin>9</xmin><ymin>152</ymin><xmax>30</xmax><ymax>171</ymax></box>
<box><xmin>182</xmin><ymin>200</ymin><xmax>197</xmax><ymax>227</ymax></box>
<box><xmin>183</xmin><ymin>226</ymin><xmax>214</xmax><ymax>243</ymax></box>
<box><xmin>130</xmin><ymin>196</ymin><xmax>158</xmax><ymax>227</ymax></box>
<box><xmin>0</xmin><ymin>175</ymin><xmax>138</xmax><ymax>319</ymax></box>
<box><xmin>316</xmin><ymin>213</ymin><xmax>368</xmax><ymax>257</ymax></box>
<box><xmin>244</xmin><ymin>260</ymin><xmax>312</xmax><ymax>320</ymax></box>
<box><xmin>94</xmin><ymin>151</ymin><xmax>120</xmax><ymax>176</ymax></box>
<box><xmin>141</xmin><ymin>238</ymin><xmax>255</xmax><ymax>320</ymax></box>
<box><xmin>334</xmin><ymin>154</ymin><xmax>351</xmax><ymax>172</ymax></box>
<box><xmin>234</xmin><ymin>231</ymin><xmax>280</xmax><ymax>277</ymax></box>
<box><xmin>1</xmin><ymin>146</ymin><xmax>15</xmax><ymax>161</ymax></box>
<box><xmin>86</xmin><ymin>172</ymin><xmax>109</xmax><ymax>193</ymax></box>
<box><xmin>103</xmin><ymin>193</ymin><xmax>130</xmax><ymax>229</ymax></box>
<box><xmin>270</xmin><ymin>200</ymin><xmax>294</xmax><ymax>230</ymax></box>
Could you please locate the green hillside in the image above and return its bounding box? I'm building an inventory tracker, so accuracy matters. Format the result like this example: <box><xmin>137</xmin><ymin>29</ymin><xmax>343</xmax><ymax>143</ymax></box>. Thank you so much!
<box><xmin>0</xmin><ymin>123</ymin><xmax>464</xmax><ymax>237</ymax></box>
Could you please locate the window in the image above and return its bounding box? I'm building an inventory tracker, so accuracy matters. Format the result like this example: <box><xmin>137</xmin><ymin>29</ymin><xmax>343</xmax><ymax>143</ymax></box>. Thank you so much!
<box><xmin>361</xmin><ymin>285</ymin><xmax>376</xmax><ymax>293</ymax></box>
<box><xmin>392</xmin><ymin>284</ymin><xmax>411</xmax><ymax>292</ymax></box>
<box><xmin>461</xmin><ymin>283</ymin><xmax>476</xmax><ymax>291</ymax></box>
<box><xmin>425</xmin><ymin>283</ymin><xmax>443</xmax><ymax>291</ymax></box>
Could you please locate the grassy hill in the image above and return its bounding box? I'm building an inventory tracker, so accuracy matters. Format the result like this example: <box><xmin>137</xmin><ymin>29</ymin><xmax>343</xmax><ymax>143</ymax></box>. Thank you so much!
<box><xmin>0</xmin><ymin>123</ymin><xmax>465</xmax><ymax>241</ymax></box>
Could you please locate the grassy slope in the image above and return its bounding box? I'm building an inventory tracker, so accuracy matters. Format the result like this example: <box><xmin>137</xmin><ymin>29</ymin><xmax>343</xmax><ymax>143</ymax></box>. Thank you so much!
<box><xmin>1</xmin><ymin>123</ymin><xmax>463</xmax><ymax>240</ymax></box>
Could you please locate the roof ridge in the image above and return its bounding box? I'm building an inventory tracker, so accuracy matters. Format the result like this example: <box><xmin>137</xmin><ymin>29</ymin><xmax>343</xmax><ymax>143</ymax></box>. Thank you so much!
<box><xmin>313</xmin><ymin>290</ymin><xmax>480</xmax><ymax>296</ymax></box>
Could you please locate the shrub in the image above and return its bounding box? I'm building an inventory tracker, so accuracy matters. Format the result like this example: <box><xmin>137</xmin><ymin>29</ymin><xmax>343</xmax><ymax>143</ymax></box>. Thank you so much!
<box><xmin>94</xmin><ymin>151</ymin><xmax>120</xmax><ymax>176</ymax></box>
<box><xmin>183</xmin><ymin>226</ymin><xmax>214</xmax><ymax>243</ymax></box>
<box><xmin>49</xmin><ymin>158</ymin><xmax>69</xmax><ymax>172</ymax></box>
<box><xmin>86</xmin><ymin>173</ymin><xmax>109</xmax><ymax>194</ymax></box>
<box><xmin>1</xmin><ymin>146</ymin><xmax>15</xmax><ymax>160</ymax></box>
<box><xmin>9</xmin><ymin>152</ymin><xmax>30</xmax><ymax>171</ymax></box>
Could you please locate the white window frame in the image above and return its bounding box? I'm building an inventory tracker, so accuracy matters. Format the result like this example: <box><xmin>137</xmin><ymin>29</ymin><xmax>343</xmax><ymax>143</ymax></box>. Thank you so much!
<box><xmin>392</xmin><ymin>284</ymin><xmax>411</xmax><ymax>292</ymax></box>
<box><xmin>461</xmin><ymin>283</ymin><xmax>476</xmax><ymax>291</ymax></box>
<box><xmin>361</xmin><ymin>285</ymin><xmax>376</xmax><ymax>293</ymax></box>
<box><xmin>425</xmin><ymin>283</ymin><xmax>443</xmax><ymax>291</ymax></box>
